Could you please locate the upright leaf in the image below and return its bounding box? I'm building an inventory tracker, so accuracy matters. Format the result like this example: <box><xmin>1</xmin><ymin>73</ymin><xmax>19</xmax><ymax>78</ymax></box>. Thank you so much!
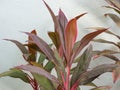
<box><xmin>71</xmin><ymin>45</ymin><xmax>92</xmax><ymax>87</ymax></box>
<box><xmin>58</xmin><ymin>9</ymin><xmax>68</xmax><ymax>32</ymax></box>
<box><xmin>43</xmin><ymin>0</ymin><xmax>65</xmax><ymax>52</ymax></box>
<box><xmin>65</xmin><ymin>13</ymin><xmax>86</xmax><ymax>62</ymax></box>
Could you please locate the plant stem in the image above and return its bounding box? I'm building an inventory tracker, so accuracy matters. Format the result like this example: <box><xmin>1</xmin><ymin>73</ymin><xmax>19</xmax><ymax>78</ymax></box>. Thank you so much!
<box><xmin>65</xmin><ymin>65</ymin><xmax>70</xmax><ymax>90</ymax></box>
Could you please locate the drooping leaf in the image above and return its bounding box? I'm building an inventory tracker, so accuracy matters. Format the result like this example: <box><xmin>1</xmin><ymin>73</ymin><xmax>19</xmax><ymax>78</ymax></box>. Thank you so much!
<box><xmin>105</xmin><ymin>30</ymin><xmax>120</xmax><ymax>40</ymax></box>
<box><xmin>4</xmin><ymin>39</ymin><xmax>28</xmax><ymax>54</ymax></box>
<box><xmin>4</xmin><ymin>39</ymin><xmax>30</xmax><ymax>61</ymax></box>
<box><xmin>93</xmin><ymin>51</ymin><xmax>120</xmax><ymax>62</ymax></box>
<box><xmin>112</xmin><ymin>67</ymin><xmax>120</xmax><ymax>83</ymax></box>
<box><xmin>17</xmin><ymin>65</ymin><xmax>59</xmax><ymax>84</ymax></box>
<box><xmin>105</xmin><ymin>0</ymin><xmax>120</xmax><ymax>10</ymax></box>
<box><xmin>33</xmin><ymin>73</ymin><xmax>56</xmax><ymax>90</ymax></box>
<box><xmin>78</xmin><ymin>64</ymin><xmax>120</xmax><ymax>85</ymax></box>
<box><xmin>71</xmin><ymin>45</ymin><xmax>92</xmax><ymax>87</ymax></box>
<box><xmin>71</xmin><ymin>29</ymin><xmax>107</xmax><ymax>63</ymax></box>
<box><xmin>87</xmin><ymin>27</ymin><xmax>120</xmax><ymax>39</ymax></box>
<box><xmin>93</xmin><ymin>39</ymin><xmax>119</xmax><ymax>47</ymax></box>
<box><xmin>105</xmin><ymin>13</ymin><xmax>120</xmax><ymax>28</ymax></box>
<box><xmin>0</xmin><ymin>68</ymin><xmax>29</xmax><ymax>83</ymax></box>
<box><xmin>25</xmin><ymin>32</ymin><xmax>58</xmax><ymax>65</ymax></box>
<box><xmin>104</xmin><ymin>6</ymin><xmax>120</xmax><ymax>14</ymax></box>
<box><xmin>90</xmin><ymin>86</ymin><xmax>111</xmax><ymax>90</ymax></box>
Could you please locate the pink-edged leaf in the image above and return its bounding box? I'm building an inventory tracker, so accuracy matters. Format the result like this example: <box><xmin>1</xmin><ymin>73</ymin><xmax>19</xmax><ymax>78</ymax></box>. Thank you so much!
<box><xmin>90</xmin><ymin>86</ymin><xmax>111</xmax><ymax>90</ymax></box>
<box><xmin>71</xmin><ymin>29</ymin><xmax>107</xmax><ymax>63</ymax></box>
<box><xmin>112</xmin><ymin>67</ymin><xmax>120</xmax><ymax>83</ymax></box>
<box><xmin>58</xmin><ymin>9</ymin><xmax>68</xmax><ymax>32</ymax></box>
<box><xmin>71</xmin><ymin>64</ymin><xmax>120</xmax><ymax>89</ymax></box>
<box><xmin>65</xmin><ymin>13</ymin><xmax>87</xmax><ymax>61</ymax></box>
<box><xmin>65</xmin><ymin>19</ymin><xmax>78</xmax><ymax>61</ymax></box>
<box><xmin>43</xmin><ymin>0</ymin><xmax>65</xmax><ymax>53</ymax></box>
<box><xmin>25</xmin><ymin>32</ymin><xmax>58</xmax><ymax>65</ymax></box>
<box><xmin>4</xmin><ymin>39</ymin><xmax>28</xmax><ymax>54</ymax></box>
<box><xmin>17</xmin><ymin>65</ymin><xmax>59</xmax><ymax>84</ymax></box>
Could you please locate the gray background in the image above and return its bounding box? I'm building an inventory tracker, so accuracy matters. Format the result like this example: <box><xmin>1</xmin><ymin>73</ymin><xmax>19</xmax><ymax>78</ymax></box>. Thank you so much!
<box><xmin>0</xmin><ymin>0</ymin><xmax>120</xmax><ymax>90</ymax></box>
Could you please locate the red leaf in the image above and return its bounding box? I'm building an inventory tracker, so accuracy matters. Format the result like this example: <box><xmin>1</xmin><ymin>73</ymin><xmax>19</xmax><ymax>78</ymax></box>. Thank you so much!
<box><xmin>64</xmin><ymin>13</ymin><xmax>87</xmax><ymax>62</ymax></box>
<box><xmin>65</xmin><ymin>19</ymin><xmax>77</xmax><ymax>61</ymax></box>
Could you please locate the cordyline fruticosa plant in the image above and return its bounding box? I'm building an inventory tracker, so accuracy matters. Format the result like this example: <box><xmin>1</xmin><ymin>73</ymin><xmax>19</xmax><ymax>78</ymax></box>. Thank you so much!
<box><xmin>0</xmin><ymin>1</ymin><xmax>120</xmax><ymax>90</ymax></box>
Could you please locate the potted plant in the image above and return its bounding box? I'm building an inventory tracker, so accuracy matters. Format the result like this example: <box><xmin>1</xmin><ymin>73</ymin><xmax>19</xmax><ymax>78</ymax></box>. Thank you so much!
<box><xmin>0</xmin><ymin>0</ymin><xmax>120</xmax><ymax>90</ymax></box>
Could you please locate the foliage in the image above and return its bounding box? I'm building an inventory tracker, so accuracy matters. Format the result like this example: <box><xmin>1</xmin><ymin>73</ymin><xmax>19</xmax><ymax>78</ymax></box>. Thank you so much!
<box><xmin>0</xmin><ymin>0</ymin><xmax>120</xmax><ymax>90</ymax></box>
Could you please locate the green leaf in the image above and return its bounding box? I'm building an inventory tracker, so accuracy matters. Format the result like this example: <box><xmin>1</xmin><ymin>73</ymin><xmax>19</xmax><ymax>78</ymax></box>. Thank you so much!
<box><xmin>44</xmin><ymin>61</ymin><xmax>55</xmax><ymax>72</ymax></box>
<box><xmin>71</xmin><ymin>45</ymin><xmax>92</xmax><ymax>87</ymax></box>
<box><xmin>105</xmin><ymin>13</ymin><xmax>120</xmax><ymax>28</ymax></box>
<box><xmin>33</xmin><ymin>73</ymin><xmax>56</xmax><ymax>90</ymax></box>
<box><xmin>48</xmin><ymin>32</ymin><xmax>60</xmax><ymax>49</ymax></box>
<box><xmin>0</xmin><ymin>68</ymin><xmax>29</xmax><ymax>83</ymax></box>
<box><xmin>38</xmin><ymin>53</ymin><xmax>46</xmax><ymax>65</ymax></box>
<box><xmin>54</xmin><ymin>50</ymin><xmax>66</xmax><ymax>81</ymax></box>
<box><xmin>17</xmin><ymin>65</ymin><xmax>59</xmax><ymax>85</ymax></box>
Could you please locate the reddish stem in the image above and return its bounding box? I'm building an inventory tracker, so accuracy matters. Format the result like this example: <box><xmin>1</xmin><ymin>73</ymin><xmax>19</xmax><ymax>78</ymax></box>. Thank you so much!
<box><xmin>65</xmin><ymin>65</ymin><xmax>70</xmax><ymax>90</ymax></box>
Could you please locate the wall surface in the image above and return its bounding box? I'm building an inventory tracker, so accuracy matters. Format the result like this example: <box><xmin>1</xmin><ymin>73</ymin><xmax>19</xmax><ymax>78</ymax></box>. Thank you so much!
<box><xmin>0</xmin><ymin>0</ymin><xmax>120</xmax><ymax>90</ymax></box>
